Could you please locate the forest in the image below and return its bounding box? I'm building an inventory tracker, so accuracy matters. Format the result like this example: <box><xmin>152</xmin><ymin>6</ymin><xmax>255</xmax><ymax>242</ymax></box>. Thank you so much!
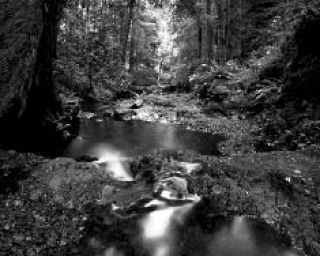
<box><xmin>0</xmin><ymin>0</ymin><xmax>320</xmax><ymax>255</ymax></box>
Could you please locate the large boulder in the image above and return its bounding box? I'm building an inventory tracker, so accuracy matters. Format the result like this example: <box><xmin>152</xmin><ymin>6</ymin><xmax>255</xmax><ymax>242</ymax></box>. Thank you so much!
<box><xmin>154</xmin><ymin>176</ymin><xmax>188</xmax><ymax>199</ymax></box>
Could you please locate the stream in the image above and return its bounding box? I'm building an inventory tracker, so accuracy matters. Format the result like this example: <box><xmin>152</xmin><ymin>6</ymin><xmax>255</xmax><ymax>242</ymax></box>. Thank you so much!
<box><xmin>63</xmin><ymin>119</ymin><xmax>224</xmax><ymax>180</ymax></box>
<box><xmin>64</xmin><ymin>118</ymin><xmax>298</xmax><ymax>256</ymax></box>
<box><xmin>63</xmin><ymin>119</ymin><xmax>225</xmax><ymax>159</ymax></box>
<box><xmin>81</xmin><ymin>197</ymin><xmax>299</xmax><ymax>256</ymax></box>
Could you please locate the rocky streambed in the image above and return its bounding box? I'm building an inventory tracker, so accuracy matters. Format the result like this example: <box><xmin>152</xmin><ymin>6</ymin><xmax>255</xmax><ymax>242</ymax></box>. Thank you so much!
<box><xmin>0</xmin><ymin>87</ymin><xmax>319</xmax><ymax>256</ymax></box>
<box><xmin>1</xmin><ymin>148</ymin><xmax>319</xmax><ymax>256</ymax></box>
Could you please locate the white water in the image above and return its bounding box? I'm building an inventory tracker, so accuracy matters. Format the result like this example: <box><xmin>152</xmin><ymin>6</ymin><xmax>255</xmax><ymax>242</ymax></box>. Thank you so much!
<box><xmin>94</xmin><ymin>144</ymin><xmax>133</xmax><ymax>181</ymax></box>
<box><xmin>141</xmin><ymin>197</ymin><xmax>199</xmax><ymax>256</ymax></box>
<box><xmin>178</xmin><ymin>162</ymin><xmax>201</xmax><ymax>174</ymax></box>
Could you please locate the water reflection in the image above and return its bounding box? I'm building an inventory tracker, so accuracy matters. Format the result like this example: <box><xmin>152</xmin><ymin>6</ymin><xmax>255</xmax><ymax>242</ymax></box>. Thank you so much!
<box><xmin>63</xmin><ymin>119</ymin><xmax>224</xmax><ymax>159</ymax></box>
<box><xmin>63</xmin><ymin>119</ymin><xmax>224</xmax><ymax>181</ymax></box>
<box><xmin>209</xmin><ymin>216</ymin><xmax>256</xmax><ymax>256</ymax></box>
<box><xmin>81</xmin><ymin>198</ymin><xmax>299</xmax><ymax>256</ymax></box>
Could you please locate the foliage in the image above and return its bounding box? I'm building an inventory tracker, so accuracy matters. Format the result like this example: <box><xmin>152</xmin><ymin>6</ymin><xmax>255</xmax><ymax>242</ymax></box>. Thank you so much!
<box><xmin>56</xmin><ymin>0</ymin><xmax>161</xmax><ymax>103</ymax></box>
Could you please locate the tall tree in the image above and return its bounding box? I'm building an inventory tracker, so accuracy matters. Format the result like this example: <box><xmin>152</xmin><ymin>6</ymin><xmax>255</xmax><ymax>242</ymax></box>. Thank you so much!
<box><xmin>0</xmin><ymin>0</ymin><xmax>72</xmax><ymax>152</ymax></box>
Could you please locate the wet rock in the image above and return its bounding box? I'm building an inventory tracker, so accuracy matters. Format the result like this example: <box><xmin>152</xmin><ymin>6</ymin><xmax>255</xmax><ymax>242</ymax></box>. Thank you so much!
<box><xmin>155</xmin><ymin>176</ymin><xmax>188</xmax><ymax>199</ymax></box>
<box><xmin>131</xmin><ymin>99</ymin><xmax>144</xmax><ymax>109</ymax></box>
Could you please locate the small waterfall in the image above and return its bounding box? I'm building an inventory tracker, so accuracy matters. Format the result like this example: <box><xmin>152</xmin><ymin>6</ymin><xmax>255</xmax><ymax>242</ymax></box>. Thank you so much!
<box><xmin>141</xmin><ymin>195</ymin><xmax>199</xmax><ymax>256</ymax></box>
<box><xmin>142</xmin><ymin>205</ymin><xmax>176</xmax><ymax>239</ymax></box>
<box><xmin>94</xmin><ymin>144</ymin><xmax>133</xmax><ymax>181</ymax></box>
<box><xmin>178</xmin><ymin>162</ymin><xmax>201</xmax><ymax>174</ymax></box>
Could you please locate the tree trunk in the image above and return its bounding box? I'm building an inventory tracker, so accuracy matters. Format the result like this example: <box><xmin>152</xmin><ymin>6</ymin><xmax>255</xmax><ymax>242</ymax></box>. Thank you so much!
<box><xmin>0</xmin><ymin>0</ymin><xmax>78</xmax><ymax>155</ymax></box>
<box><xmin>198</xmin><ymin>25</ymin><xmax>202</xmax><ymax>60</ymax></box>
<box><xmin>129</xmin><ymin>20</ymin><xmax>135</xmax><ymax>72</ymax></box>
<box><xmin>122</xmin><ymin>0</ymin><xmax>135</xmax><ymax>69</ymax></box>
<box><xmin>206</xmin><ymin>0</ymin><xmax>213</xmax><ymax>63</ymax></box>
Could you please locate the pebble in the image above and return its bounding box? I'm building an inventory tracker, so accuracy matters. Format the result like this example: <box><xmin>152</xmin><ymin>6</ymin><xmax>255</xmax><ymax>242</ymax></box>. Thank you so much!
<box><xmin>4</xmin><ymin>224</ymin><xmax>10</xmax><ymax>230</ymax></box>
<box><xmin>13</xmin><ymin>234</ymin><xmax>24</xmax><ymax>243</ymax></box>
<box><xmin>13</xmin><ymin>200</ymin><xmax>22</xmax><ymax>207</ymax></box>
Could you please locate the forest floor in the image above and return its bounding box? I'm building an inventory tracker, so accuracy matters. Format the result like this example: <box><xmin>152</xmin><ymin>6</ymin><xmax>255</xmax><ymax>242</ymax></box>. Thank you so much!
<box><xmin>1</xmin><ymin>83</ymin><xmax>320</xmax><ymax>255</ymax></box>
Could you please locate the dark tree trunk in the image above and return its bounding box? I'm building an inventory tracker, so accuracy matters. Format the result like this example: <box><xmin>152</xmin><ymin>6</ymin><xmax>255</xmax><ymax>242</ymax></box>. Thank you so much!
<box><xmin>206</xmin><ymin>0</ymin><xmax>213</xmax><ymax>63</ymax></box>
<box><xmin>122</xmin><ymin>0</ymin><xmax>135</xmax><ymax>68</ymax></box>
<box><xmin>0</xmin><ymin>0</ymin><xmax>78</xmax><ymax>155</ymax></box>
<box><xmin>198</xmin><ymin>25</ymin><xmax>202</xmax><ymax>60</ymax></box>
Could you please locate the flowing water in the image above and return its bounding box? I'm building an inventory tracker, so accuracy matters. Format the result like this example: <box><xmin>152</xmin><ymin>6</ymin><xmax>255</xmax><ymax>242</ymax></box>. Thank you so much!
<box><xmin>82</xmin><ymin>198</ymin><xmax>299</xmax><ymax>256</ymax></box>
<box><xmin>67</xmin><ymin>120</ymin><xmax>298</xmax><ymax>256</ymax></box>
<box><xmin>63</xmin><ymin>119</ymin><xmax>224</xmax><ymax>180</ymax></box>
